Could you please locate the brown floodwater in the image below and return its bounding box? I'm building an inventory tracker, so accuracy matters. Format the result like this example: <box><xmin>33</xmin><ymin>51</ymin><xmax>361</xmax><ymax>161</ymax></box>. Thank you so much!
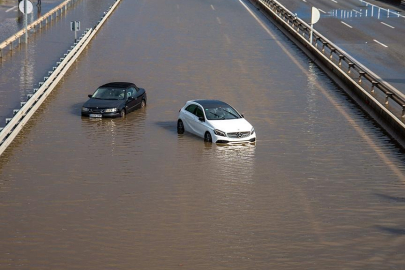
<box><xmin>0</xmin><ymin>0</ymin><xmax>405</xmax><ymax>269</ymax></box>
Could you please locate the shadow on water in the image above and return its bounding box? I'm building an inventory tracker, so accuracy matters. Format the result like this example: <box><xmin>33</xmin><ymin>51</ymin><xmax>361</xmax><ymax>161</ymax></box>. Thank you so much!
<box><xmin>375</xmin><ymin>193</ymin><xmax>405</xmax><ymax>235</ymax></box>
<box><xmin>376</xmin><ymin>226</ymin><xmax>405</xmax><ymax>235</ymax></box>
<box><xmin>155</xmin><ymin>121</ymin><xmax>177</xmax><ymax>134</ymax></box>
<box><xmin>375</xmin><ymin>193</ymin><xmax>405</xmax><ymax>203</ymax></box>
<box><xmin>71</xmin><ymin>102</ymin><xmax>84</xmax><ymax>116</ymax></box>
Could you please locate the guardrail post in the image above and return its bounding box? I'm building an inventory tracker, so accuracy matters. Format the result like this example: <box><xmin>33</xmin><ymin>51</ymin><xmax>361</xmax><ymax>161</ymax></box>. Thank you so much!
<box><xmin>330</xmin><ymin>48</ymin><xmax>336</xmax><ymax>59</ymax></box>
<box><xmin>338</xmin><ymin>55</ymin><xmax>344</xmax><ymax>66</ymax></box>
<box><xmin>347</xmin><ymin>63</ymin><xmax>355</xmax><ymax>74</ymax></box>
<box><xmin>371</xmin><ymin>81</ymin><xmax>378</xmax><ymax>93</ymax></box>
<box><xmin>0</xmin><ymin>49</ymin><xmax>2</xmax><ymax>58</ymax></box>
<box><xmin>385</xmin><ymin>92</ymin><xmax>392</xmax><ymax>105</ymax></box>
<box><xmin>402</xmin><ymin>105</ymin><xmax>405</xmax><ymax>118</ymax></box>
<box><xmin>358</xmin><ymin>71</ymin><xmax>365</xmax><ymax>84</ymax></box>
<box><xmin>322</xmin><ymin>41</ymin><xmax>328</xmax><ymax>53</ymax></box>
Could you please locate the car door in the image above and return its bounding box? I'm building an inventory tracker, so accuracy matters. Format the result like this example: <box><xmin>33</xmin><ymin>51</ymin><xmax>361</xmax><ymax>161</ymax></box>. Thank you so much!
<box><xmin>125</xmin><ymin>87</ymin><xmax>137</xmax><ymax>112</ymax></box>
<box><xmin>189</xmin><ymin>105</ymin><xmax>206</xmax><ymax>137</ymax></box>
<box><xmin>183</xmin><ymin>104</ymin><xmax>198</xmax><ymax>135</ymax></box>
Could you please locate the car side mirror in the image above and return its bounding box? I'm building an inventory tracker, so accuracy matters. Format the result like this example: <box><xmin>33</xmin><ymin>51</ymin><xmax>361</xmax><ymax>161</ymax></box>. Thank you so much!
<box><xmin>199</xmin><ymin>117</ymin><xmax>205</xmax><ymax>122</ymax></box>
<box><xmin>88</xmin><ymin>94</ymin><xmax>92</xmax><ymax>98</ymax></box>
<box><xmin>241</xmin><ymin>114</ymin><xmax>244</xmax><ymax>118</ymax></box>
<box><xmin>128</xmin><ymin>96</ymin><xmax>134</xmax><ymax>101</ymax></box>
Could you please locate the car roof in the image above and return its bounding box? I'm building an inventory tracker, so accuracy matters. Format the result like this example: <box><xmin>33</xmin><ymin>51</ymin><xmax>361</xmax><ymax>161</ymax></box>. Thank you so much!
<box><xmin>100</xmin><ymin>82</ymin><xmax>135</xmax><ymax>88</ymax></box>
<box><xmin>192</xmin><ymin>99</ymin><xmax>231</xmax><ymax>108</ymax></box>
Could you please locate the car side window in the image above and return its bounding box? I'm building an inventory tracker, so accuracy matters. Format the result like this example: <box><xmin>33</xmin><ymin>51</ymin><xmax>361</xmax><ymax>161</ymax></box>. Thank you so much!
<box><xmin>185</xmin><ymin>104</ymin><xmax>197</xmax><ymax>114</ymax></box>
<box><xmin>127</xmin><ymin>87</ymin><xmax>136</xmax><ymax>99</ymax></box>
<box><xmin>195</xmin><ymin>107</ymin><xmax>204</xmax><ymax>118</ymax></box>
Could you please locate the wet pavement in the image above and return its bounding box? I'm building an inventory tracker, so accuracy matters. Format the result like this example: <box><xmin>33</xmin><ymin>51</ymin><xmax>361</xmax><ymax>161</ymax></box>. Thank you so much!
<box><xmin>0</xmin><ymin>0</ymin><xmax>405</xmax><ymax>269</ymax></box>
<box><xmin>274</xmin><ymin>0</ymin><xmax>405</xmax><ymax>94</ymax></box>
<box><xmin>0</xmin><ymin>0</ymin><xmax>69</xmax><ymax>42</ymax></box>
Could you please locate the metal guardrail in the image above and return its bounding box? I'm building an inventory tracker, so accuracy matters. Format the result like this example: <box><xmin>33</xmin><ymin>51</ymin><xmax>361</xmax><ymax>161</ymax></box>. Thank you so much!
<box><xmin>256</xmin><ymin>0</ymin><xmax>405</xmax><ymax>124</ymax></box>
<box><xmin>0</xmin><ymin>0</ymin><xmax>122</xmax><ymax>156</ymax></box>
<box><xmin>0</xmin><ymin>0</ymin><xmax>80</xmax><ymax>58</ymax></box>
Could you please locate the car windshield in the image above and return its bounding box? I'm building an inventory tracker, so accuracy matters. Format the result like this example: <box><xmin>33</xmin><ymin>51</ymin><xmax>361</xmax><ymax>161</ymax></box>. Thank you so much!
<box><xmin>204</xmin><ymin>106</ymin><xmax>241</xmax><ymax>120</ymax></box>
<box><xmin>91</xmin><ymin>87</ymin><xmax>125</xmax><ymax>100</ymax></box>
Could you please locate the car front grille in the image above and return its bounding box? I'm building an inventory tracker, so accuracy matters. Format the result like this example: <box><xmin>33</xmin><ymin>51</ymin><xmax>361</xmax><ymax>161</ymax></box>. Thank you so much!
<box><xmin>89</xmin><ymin>108</ymin><xmax>105</xmax><ymax>113</ymax></box>
<box><xmin>227</xmin><ymin>131</ymin><xmax>250</xmax><ymax>138</ymax></box>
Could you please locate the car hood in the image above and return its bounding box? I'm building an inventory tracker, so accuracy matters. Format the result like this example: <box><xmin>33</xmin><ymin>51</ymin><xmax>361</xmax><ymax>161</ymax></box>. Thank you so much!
<box><xmin>83</xmin><ymin>98</ymin><xmax>124</xmax><ymax>108</ymax></box>
<box><xmin>208</xmin><ymin>118</ymin><xmax>253</xmax><ymax>133</ymax></box>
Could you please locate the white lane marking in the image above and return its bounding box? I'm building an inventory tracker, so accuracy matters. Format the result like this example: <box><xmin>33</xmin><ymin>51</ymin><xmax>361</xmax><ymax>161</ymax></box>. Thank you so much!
<box><xmin>238</xmin><ymin>0</ymin><xmax>405</xmax><ymax>183</ymax></box>
<box><xmin>318</xmin><ymin>9</ymin><xmax>326</xmax><ymax>14</ymax></box>
<box><xmin>303</xmin><ymin>0</ymin><xmax>307</xmax><ymax>2</ymax></box>
<box><xmin>6</xmin><ymin>6</ymin><xmax>17</xmax><ymax>12</ymax></box>
<box><xmin>381</xmin><ymin>22</ymin><xmax>395</xmax><ymax>29</ymax></box>
<box><xmin>224</xmin><ymin>34</ymin><xmax>231</xmax><ymax>44</ymax></box>
<box><xmin>331</xmin><ymin>0</ymin><xmax>338</xmax><ymax>3</ymax></box>
<box><xmin>373</xmin><ymin>39</ymin><xmax>388</xmax><ymax>47</ymax></box>
<box><xmin>341</xmin><ymin>21</ymin><xmax>353</xmax><ymax>28</ymax></box>
<box><xmin>211</xmin><ymin>4</ymin><xmax>215</xmax><ymax>11</ymax></box>
<box><xmin>352</xmin><ymin>9</ymin><xmax>362</xmax><ymax>14</ymax></box>
<box><xmin>216</xmin><ymin>17</ymin><xmax>222</xmax><ymax>24</ymax></box>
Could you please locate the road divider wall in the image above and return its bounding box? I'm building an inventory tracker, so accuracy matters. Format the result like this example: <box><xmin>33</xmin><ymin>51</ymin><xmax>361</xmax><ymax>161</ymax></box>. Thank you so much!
<box><xmin>249</xmin><ymin>0</ymin><xmax>405</xmax><ymax>148</ymax></box>
<box><xmin>0</xmin><ymin>0</ymin><xmax>81</xmax><ymax>58</ymax></box>
<box><xmin>0</xmin><ymin>0</ymin><xmax>121</xmax><ymax>156</ymax></box>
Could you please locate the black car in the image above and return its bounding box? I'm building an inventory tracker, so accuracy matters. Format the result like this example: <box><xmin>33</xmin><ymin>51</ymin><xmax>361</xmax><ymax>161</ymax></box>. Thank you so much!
<box><xmin>81</xmin><ymin>82</ymin><xmax>147</xmax><ymax>118</ymax></box>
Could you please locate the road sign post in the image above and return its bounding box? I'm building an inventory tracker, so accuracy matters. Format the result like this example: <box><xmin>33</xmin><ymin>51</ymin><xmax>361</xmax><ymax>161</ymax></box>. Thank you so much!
<box><xmin>70</xmin><ymin>21</ymin><xmax>80</xmax><ymax>42</ymax></box>
<box><xmin>18</xmin><ymin>0</ymin><xmax>33</xmax><ymax>43</ymax></box>
<box><xmin>310</xmin><ymin>7</ymin><xmax>320</xmax><ymax>44</ymax></box>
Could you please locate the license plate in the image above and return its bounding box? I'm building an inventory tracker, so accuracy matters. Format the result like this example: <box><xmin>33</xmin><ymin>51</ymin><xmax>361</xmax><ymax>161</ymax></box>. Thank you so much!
<box><xmin>89</xmin><ymin>114</ymin><xmax>102</xmax><ymax>118</ymax></box>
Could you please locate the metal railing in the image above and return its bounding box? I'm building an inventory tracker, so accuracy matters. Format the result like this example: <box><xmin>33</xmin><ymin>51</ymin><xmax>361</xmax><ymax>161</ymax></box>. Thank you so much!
<box><xmin>256</xmin><ymin>0</ymin><xmax>405</xmax><ymax>125</ymax></box>
<box><xmin>0</xmin><ymin>0</ymin><xmax>122</xmax><ymax>156</ymax></box>
<box><xmin>0</xmin><ymin>0</ymin><xmax>81</xmax><ymax>58</ymax></box>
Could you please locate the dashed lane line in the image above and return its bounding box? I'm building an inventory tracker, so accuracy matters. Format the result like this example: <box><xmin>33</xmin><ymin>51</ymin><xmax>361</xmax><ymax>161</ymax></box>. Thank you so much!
<box><xmin>341</xmin><ymin>21</ymin><xmax>353</xmax><ymax>28</ymax></box>
<box><xmin>6</xmin><ymin>6</ymin><xmax>17</xmax><ymax>12</ymax></box>
<box><xmin>381</xmin><ymin>22</ymin><xmax>395</xmax><ymax>29</ymax></box>
<box><xmin>373</xmin><ymin>39</ymin><xmax>388</xmax><ymax>47</ymax></box>
<box><xmin>331</xmin><ymin>0</ymin><xmax>338</xmax><ymax>3</ymax></box>
<box><xmin>217</xmin><ymin>17</ymin><xmax>222</xmax><ymax>24</ymax></box>
<box><xmin>211</xmin><ymin>4</ymin><xmax>215</xmax><ymax>11</ymax></box>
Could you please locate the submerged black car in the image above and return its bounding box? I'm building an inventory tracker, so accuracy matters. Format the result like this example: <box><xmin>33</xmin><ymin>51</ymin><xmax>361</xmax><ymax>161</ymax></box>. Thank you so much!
<box><xmin>81</xmin><ymin>82</ymin><xmax>147</xmax><ymax>118</ymax></box>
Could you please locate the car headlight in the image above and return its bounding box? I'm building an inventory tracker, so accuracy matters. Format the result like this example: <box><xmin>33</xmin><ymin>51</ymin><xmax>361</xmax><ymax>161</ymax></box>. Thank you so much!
<box><xmin>82</xmin><ymin>107</ymin><xmax>89</xmax><ymax>112</ymax></box>
<box><xmin>214</xmin><ymin>129</ymin><xmax>227</xmax><ymax>137</ymax></box>
<box><xmin>251</xmin><ymin>127</ymin><xmax>255</xmax><ymax>135</ymax></box>
<box><xmin>104</xmin><ymin>108</ymin><xmax>117</xmax><ymax>113</ymax></box>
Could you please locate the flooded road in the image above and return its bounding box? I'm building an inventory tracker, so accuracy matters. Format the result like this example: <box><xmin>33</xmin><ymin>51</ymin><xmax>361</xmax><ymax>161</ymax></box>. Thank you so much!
<box><xmin>1</xmin><ymin>0</ymin><xmax>405</xmax><ymax>269</ymax></box>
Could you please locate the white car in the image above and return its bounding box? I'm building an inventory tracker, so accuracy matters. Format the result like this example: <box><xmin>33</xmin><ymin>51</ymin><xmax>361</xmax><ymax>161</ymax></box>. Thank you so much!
<box><xmin>177</xmin><ymin>100</ymin><xmax>256</xmax><ymax>143</ymax></box>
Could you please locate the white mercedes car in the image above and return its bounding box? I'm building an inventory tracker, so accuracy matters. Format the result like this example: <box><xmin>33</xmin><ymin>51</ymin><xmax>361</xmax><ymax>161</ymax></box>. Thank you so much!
<box><xmin>177</xmin><ymin>100</ymin><xmax>256</xmax><ymax>143</ymax></box>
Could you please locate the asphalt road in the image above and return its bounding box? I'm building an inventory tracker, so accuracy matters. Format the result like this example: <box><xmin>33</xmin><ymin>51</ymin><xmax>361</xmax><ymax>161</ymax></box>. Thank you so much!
<box><xmin>0</xmin><ymin>0</ymin><xmax>405</xmax><ymax>269</ymax></box>
<box><xmin>274</xmin><ymin>0</ymin><xmax>405</xmax><ymax>92</ymax></box>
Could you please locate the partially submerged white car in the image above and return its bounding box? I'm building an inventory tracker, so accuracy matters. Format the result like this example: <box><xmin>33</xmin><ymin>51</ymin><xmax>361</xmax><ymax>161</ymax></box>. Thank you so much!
<box><xmin>177</xmin><ymin>100</ymin><xmax>256</xmax><ymax>143</ymax></box>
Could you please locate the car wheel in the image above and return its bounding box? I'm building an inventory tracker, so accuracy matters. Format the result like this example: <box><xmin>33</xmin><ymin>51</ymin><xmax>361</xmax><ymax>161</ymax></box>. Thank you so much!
<box><xmin>177</xmin><ymin>120</ymin><xmax>184</xmax><ymax>134</ymax></box>
<box><xmin>141</xmin><ymin>99</ymin><xmax>146</xmax><ymax>108</ymax></box>
<box><xmin>204</xmin><ymin>131</ymin><xmax>212</xmax><ymax>142</ymax></box>
<box><xmin>120</xmin><ymin>109</ymin><xmax>126</xmax><ymax>118</ymax></box>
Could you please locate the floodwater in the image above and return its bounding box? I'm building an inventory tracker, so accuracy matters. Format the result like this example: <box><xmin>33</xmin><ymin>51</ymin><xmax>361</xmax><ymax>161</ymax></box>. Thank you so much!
<box><xmin>1</xmin><ymin>0</ymin><xmax>405</xmax><ymax>269</ymax></box>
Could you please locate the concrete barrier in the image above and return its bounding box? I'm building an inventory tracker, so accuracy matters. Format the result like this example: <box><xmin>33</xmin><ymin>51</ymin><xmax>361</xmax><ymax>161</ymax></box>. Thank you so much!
<box><xmin>249</xmin><ymin>0</ymin><xmax>405</xmax><ymax>148</ymax></box>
